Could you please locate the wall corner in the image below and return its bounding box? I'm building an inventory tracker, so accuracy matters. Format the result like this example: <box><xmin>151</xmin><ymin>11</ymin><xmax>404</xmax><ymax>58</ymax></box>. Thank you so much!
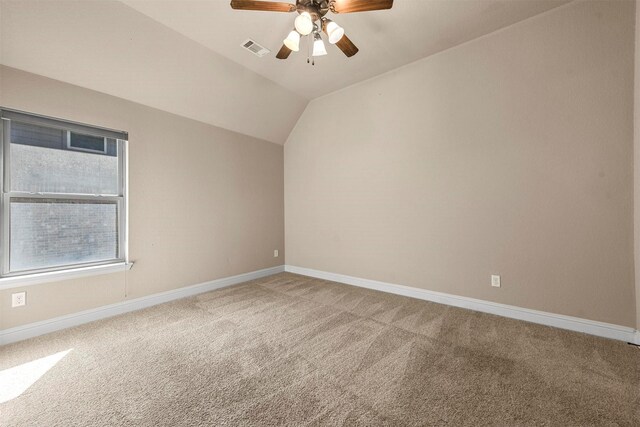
<box><xmin>634</xmin><ymin>0</ymin><xmax>640</xmax><ymax>330</ymax></box>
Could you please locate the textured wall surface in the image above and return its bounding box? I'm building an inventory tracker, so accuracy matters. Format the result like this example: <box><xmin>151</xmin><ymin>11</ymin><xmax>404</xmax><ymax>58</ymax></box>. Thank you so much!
<box><xmin>635</xmin><ymin>0</ymin><xmax>640</xmax><ymax>331</ymax></box>
<box><xmin>285</xmin><ymin>1</ymin><xmax>636</xmax><ymax>327</ymax></box>
<box><xmin>0</xmin><ymin>65</ymin><xmax>285</xmax><ymax>329</ymax></box>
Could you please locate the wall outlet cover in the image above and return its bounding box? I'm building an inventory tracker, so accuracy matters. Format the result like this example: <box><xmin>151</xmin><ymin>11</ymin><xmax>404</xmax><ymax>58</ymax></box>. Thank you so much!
<box><xmin>12</xmin><ymin>291</ymin><xmax>26</xmax><ymax>307</ymax></box>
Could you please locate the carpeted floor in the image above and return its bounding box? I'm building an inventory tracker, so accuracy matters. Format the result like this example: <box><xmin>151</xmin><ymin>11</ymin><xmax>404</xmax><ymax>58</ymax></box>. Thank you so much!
<box><xmin>1</xmin><ymin>272</ymin><xmax>639</xmax><ymax>426</ymax></box>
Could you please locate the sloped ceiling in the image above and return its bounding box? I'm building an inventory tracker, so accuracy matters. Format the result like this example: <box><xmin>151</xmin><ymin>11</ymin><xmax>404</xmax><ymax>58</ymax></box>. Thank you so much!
<box><xmin>0</xmin><ymin>0</ymin><xmax>570</xmax><ymax>144</ymax></box>
<box><xmin>0</xmin><ymin>0</ymin><xmax>307</xmax><ymax>144</ymax></box>
<box><xmin>123</xmin><ymin>0</ymin><xmax>570</xmax><ymax>100</ymax></box>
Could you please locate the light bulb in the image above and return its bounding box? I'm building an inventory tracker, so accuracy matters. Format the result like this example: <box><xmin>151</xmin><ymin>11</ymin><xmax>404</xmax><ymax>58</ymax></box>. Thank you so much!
<box><xmin>325</xmin><ymin>20</ymin><xmax>344</xmax><ymax>44</ymax></box>
<box><xmin>294</xmin><ymin>12</ymin><xmax>314</xmax><ymax>36</ymax></box>
<box><xmin>312</xmin><ymin>33</ymin><xmax>327</xmax><ymax>57</ymax></box>
<box><xmin>283</xmin><ymin>30</ymin><xmax>300</xmax><ymax>52</ymax></box>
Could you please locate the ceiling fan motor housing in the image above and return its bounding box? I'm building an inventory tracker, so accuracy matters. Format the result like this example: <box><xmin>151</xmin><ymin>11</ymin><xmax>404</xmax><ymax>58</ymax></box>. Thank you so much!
<box><xmin>296</xmin><ymin>0</ymin><xmax>330</xmax><ymax>21</ymax></box>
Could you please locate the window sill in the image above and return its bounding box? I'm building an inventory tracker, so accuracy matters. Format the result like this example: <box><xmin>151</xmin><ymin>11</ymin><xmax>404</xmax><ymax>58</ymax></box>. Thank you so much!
<box><xmin>0</xmin><ymin>262</ymin><xmax>133</xmax><ymax>290</ymax></box>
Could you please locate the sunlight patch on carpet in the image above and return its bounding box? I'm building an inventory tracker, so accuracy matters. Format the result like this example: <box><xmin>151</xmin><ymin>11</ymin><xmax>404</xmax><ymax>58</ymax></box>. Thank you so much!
<box><xmin>0</xmin><ymin>349</ymin><xmax>72</xmax><ymax>403</ymax></box>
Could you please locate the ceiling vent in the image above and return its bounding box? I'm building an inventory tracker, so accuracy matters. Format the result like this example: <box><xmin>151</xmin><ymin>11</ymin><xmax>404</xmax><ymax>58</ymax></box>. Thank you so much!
<box><xmin>241</xmin><ymin>39</ymin><xmax>271</xmax><ymax>58</ymax></box>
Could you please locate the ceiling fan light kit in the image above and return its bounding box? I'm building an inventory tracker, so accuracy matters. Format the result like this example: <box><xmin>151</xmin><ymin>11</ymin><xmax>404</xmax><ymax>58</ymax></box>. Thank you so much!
<box><xmin>294</xmin><ymin>11</ymin><xmax>314</xmax><ymax>35</ymax></box>
<box><xmin>284</xmin><ymin>30</ymin><xmax>301</xmax><ymax>51</ymax></box>
<box><xmin>324</xmin><ymin>19</ymin><xmax>344</xmax><ymax>44</ymax></box>
<box><xmin>230</xmin><ymin>0</ymin><xmax>393</xmax><ymax>62</ymax></box>
<box><xmin>312</xmin><ymin>32</ymin><xmax>327</xmax><ymax>56</ymax></box>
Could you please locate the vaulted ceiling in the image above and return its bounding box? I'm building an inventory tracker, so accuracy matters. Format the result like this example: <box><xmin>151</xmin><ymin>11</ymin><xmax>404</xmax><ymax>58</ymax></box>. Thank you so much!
<box><xmin>0</xmin><ymin>0</ymin><xmax>570</xmax><ymax>144</ymax></box>
<box><xmin>124</xmin><ymin>0</ymin><xmax>570</xmax><ymax>99</ymax></box>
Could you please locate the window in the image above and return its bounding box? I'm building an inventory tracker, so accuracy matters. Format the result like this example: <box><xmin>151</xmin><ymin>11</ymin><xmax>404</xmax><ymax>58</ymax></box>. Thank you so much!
<box><xmin>0</xmin><ymin>109</ymin><xmax>128</xmax><ymax>277</ymax></box>
<box><xmin>67</xmin><ymin>132</ymin><xmax>107</xmax><ymax>154</ymax></box>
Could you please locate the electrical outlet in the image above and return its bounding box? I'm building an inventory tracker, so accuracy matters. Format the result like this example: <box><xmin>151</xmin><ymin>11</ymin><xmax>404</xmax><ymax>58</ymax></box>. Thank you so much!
<box><xmin>274</xmin><ymin>250</ymin><xmax>279</xmax><ymax>258</ymax></box>
<box><xmin>491</xmin><ymin>275</ymin><xmax>501</xmax><ymax>288</ymax></box>
<box><xmin>12</xmin><ymin>291</ymin><xmax>26</xmax><ymax>307</ymax></box>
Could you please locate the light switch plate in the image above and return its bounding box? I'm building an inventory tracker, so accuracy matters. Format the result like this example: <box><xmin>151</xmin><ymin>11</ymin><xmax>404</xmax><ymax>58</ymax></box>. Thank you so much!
<box><xmin>491</xmin><ymin>275</ymin><xmax>501</xmax><ymax>288</ymax></box>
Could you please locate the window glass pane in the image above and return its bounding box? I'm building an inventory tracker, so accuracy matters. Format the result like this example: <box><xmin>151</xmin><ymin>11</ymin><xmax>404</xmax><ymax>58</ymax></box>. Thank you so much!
<box><xmin>11</xmin><ymin>121</ymin><xmax>65</xmax><ymax>148</ymax></box>
<box><xmin>69</xmin><ymin>132</ymin><xmax>106</xmax><ymax>153</ymax></box>
<box><xmin>10</xmin><ymin>122</ymin><xmax>119</xmax><ymax>195</ymax></box>
<box><xmin>10</xmin><ymin>198</ymin><xmax>119</xmax><ymax>272</ymax></box>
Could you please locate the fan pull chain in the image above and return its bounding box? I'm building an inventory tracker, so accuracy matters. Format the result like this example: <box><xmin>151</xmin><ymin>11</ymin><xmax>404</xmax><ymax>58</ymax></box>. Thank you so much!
<box><xmin>307</xmin><ymin>33</ymin><xmax>315</xmax><ymax>65</ymax></box>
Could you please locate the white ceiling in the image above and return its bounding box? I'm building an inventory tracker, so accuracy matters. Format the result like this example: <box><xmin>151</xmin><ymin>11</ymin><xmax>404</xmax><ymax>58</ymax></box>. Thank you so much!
<box><xmin>122</xmin><ymin>0</ymin><xmax>571</xmax><ymax>100</ymax></box>
<box><xmin>0</xmin><ymin>0</ymin><xmax>571</xmax><ymax>144</ymax></box>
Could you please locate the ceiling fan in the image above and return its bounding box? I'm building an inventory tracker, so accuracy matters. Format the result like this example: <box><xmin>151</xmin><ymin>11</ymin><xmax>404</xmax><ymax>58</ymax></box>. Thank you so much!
<box><xmin>230</xmin><ymin>0</ymin><xmax>394</xmax><ymax>62</ymax></box>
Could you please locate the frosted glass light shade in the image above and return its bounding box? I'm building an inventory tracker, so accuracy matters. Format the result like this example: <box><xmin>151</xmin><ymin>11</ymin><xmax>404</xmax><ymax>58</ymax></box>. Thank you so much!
<box><xmin>326</xmin><ymin>21</ymin><xmax>344</xmax><ymax>44</ymax></box>
<box><xmin>294</xmin><ymin>12</ymin><xmax>314</xmax><ymax>36</ymax></box>
<box><xmin>312</xmin><ymin>35</ymin><xmax>327</xmax><ymax>56</ymax></box>
<box><xmin>283</xmin><ymin>30</ymin><xmax>300</xmax><ymax>51</ymax></box>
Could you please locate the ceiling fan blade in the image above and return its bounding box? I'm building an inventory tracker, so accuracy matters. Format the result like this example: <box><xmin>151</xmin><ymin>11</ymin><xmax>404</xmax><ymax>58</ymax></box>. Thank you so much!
<box><xmin>331</xmin><ymin>0</ymin><xmax>393</xmax><ymax>13</ymax></box>
<box><xmin>335</xmin><ymin>34</ymin><xmax>359</xmax><ymax>57</ymax></box>
<box><xmin>276</xmin><ymin>44</ymin><xmax>292</xmax><ymax>59</ymax></box>
<box><xmin>230</xmin><ymin>0</ymin><xmax>296</xmax><ymax>12</ymax></box>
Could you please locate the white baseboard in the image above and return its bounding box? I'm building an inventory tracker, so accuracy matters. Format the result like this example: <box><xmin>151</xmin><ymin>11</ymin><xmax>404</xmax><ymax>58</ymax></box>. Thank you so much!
<box><xmin>0</xmin><ymin>265</ymin><xmax>284</xmax><ymax>346</ymax></box>
<box><xmin>285</xmin><ymin>265</ymin><xmax>640</xmax><ymax>345</ymax></box>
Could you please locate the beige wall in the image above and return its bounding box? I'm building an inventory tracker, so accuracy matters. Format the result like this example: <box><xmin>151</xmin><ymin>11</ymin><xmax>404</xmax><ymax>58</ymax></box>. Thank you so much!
<box><xmin>285</xmin><ymin>0</ymin><xmax>636</xmax><ymax>327</ymax></box>
<box><xmin>1</xmin><ymin>1</ymin><xmax>637</xmax><ymax>333</ymax></box>
<box><xmin>0</xmin><ymin>65</ymin><xmax>284</xmax><ymax>330</ymax></box>
<box><xmin>636</xmin><ymin>0</ymin><xmax>640</xmax><ymax>331</ymax></box>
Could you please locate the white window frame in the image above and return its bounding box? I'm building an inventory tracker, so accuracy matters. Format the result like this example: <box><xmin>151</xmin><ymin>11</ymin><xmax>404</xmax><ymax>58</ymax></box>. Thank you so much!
<box><xmin>0</xmin><ymin>109</ymin><xmax>129</xmax><ymax>281</ymax></box>
<box><xmin>66</xmin><ymin>131</ymin><xmax>108</xmax><ymax>154</ymax></box>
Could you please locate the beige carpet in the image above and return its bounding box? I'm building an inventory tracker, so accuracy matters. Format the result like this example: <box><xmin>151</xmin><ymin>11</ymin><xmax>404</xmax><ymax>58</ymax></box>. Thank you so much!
<box><xmin>1</xmin><ymin>272</ymin><xmax>639</xmax><ymax>426</ymax></box>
